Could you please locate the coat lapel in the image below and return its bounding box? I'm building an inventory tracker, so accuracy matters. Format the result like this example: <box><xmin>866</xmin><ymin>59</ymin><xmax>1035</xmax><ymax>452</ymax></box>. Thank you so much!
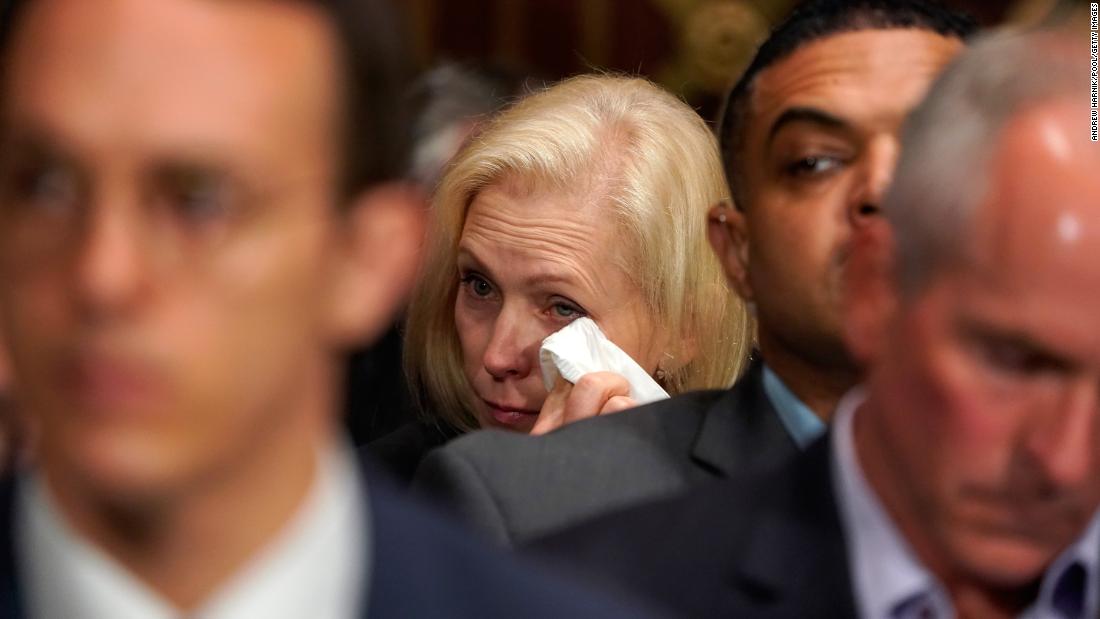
<box><xmin>724</xmin><ymin>438</ymin><xmax>858</xmax><ymax>617</ymax></box>
<box><xmin>690</xmin><ymin>358</ymin><xmax>799</xmax><ymax>477</ymax></box>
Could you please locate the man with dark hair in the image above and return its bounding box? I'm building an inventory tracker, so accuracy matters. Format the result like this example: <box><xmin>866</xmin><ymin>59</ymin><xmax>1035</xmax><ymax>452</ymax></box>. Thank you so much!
<box><xmin>536</xmin><ymin>27</ymin><xmax>1100</xmax><ymax>618</ymax></box>
<box><xmin>0</xmin><ymin>0</ymin><xmax>650</xmax><ymax>617</ymax></box>
<box><xmin>414</xmin><ymin>0</ymin><xmax>973</xmax><ymax>546</ymax></box>
<box><xmin>707</xmin><ymin>0</ymin><xmax>974</xmax><ymax>431</ymax></box>
<box><xmin>717</xmin><ymin>0</ymin><xmax>976</xmax><ymax>208</ymax></box>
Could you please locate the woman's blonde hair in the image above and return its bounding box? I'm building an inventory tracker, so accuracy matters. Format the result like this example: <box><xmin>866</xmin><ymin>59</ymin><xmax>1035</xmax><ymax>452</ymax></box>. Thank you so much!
<box><xmin>405</xmin><ymin>74</ymin><xmax>751</xmax><ymax>431</ymax></box>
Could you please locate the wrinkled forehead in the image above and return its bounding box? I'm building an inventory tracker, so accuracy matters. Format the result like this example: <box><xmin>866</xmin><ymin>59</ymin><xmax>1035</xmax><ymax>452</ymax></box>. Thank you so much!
<box><xmin>956</xmin><ymin>101</ymin><xmax>1100</xmax><ymax>337</ymax></box>
<box><xmin>747</xmin><ymin>29</ymin><xmax>963</xmax><ymax>137</ymax></box>
<box><xmin>464</xmin><ymin>175</ymin><xmax>611</xmax><ymax>236</ymax></box>
<box><xmin>2</xmin><ymin>0</ymin><xmax>341</xmax><ymax>174</ymax></box>
<box><xmin>972</xmin><ymin>102</ymin><xmax>1100</xmax><ymax>278</ymax></box>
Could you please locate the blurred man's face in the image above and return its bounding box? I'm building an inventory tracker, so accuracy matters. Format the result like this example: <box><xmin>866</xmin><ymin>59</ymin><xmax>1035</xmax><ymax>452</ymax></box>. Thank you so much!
<box><xmin>728</xmin><ymin>30</ymin><xmax>962</xmax><ymax>369</ymax></box>
<box><xmin>855</xmin><ymin>101</ymin><xmax>1100</xmax><ymax>587</ymax></box>
<box><xmin>0</xmin><ymin>0</ymin><xmax>348</xmax><ymax>501</ymax></box>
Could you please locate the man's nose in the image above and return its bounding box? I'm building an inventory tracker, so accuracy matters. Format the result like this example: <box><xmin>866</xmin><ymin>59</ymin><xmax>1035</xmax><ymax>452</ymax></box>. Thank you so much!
<box><xmin>482</xmin><ymin>306</ymin><xmax>540</xmax><ymax>380</ymax></box>
<box><xmin>1022</xmin><ymin>383</ymin><xmax>1098</xmax><ymax>492</ymax></box>
<box><xmin>73</xmin><ymin>194</ymin><xmax>154</xmax><ymax>318</ymax></box>
<box><xmin>848</xmin><ymin>137</ymin><xmax>899</xmax><ymax>227</ymax></box>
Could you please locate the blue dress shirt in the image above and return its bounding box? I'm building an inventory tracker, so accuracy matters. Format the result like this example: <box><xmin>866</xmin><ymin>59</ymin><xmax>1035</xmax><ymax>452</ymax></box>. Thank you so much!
<box><xmin>762</xmin><ymin>365</ymin><xmax>827</xmax><ymax>449</ymax></box>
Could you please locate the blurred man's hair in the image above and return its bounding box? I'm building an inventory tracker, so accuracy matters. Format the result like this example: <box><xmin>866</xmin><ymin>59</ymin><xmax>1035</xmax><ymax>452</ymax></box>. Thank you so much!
<box><xmin>717</xmin><ymin>0</ymin><xmax>978</xmax><ymax>209</ymax></box>
<box><xmin>0</xmin><ymin>0</ymin><xmax>412</xmax><ymax>201</ymax></box>
<box><xmin>406</xmin><ymin>62</ymin><xmax>532</xmax><ymax>191</ymax></box>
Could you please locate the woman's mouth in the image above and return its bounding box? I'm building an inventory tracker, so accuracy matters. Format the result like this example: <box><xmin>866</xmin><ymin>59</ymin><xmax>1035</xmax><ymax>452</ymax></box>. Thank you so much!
<box><xmin>481</xmin><ymin>398</ymin><xmax>539</xmax><ymax>430</ymax></box>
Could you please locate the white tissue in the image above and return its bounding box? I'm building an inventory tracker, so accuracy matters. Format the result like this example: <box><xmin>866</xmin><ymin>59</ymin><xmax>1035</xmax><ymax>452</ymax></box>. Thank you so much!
<box><xmin>538</xmin><ymin>317</ymin><xmax>669</xmax><ymax>405</ymax></box>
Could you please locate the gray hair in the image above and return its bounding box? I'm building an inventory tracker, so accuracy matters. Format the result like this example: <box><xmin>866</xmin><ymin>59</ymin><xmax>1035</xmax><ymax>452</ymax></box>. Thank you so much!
<box><xmin>885</xmin><ymin>26</ymin><xmax>1088</xmax><ymax>293</ymax></box>
<box><xmin>406</xmin><ymin>63</ymin><xmax>530</xmax><ymax>191</ymax></box>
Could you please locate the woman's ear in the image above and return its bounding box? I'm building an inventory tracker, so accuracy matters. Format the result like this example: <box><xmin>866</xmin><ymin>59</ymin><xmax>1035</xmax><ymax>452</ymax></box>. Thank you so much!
<box><xmin>325</xmin><ymin>181</ymin><xmax>427</xmax><ymax>348</ymax></box>
<box><xmin>706</xmin><ymin>201</ymin><xmax>754</xmax><ymax>302</ymax></box>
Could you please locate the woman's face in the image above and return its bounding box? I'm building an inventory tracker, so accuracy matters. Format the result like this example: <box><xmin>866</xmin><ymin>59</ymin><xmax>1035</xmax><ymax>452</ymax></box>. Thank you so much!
<box><xmin>454</xmin><ymin>180</ymin><xmax>666</xmax><ymax>432</ymax></box>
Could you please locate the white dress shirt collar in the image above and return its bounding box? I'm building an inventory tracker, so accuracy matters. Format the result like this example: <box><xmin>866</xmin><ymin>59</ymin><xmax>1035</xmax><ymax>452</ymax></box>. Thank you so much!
<box><xmin>831</xmin><ymin>388</ymin><xmax>951</xmax><ymax>619</ymax></box>
<box><xmin>18</xmin><ymin>442</ymin><xmax>369</xmax><ymax>619</ymax></box>
<box><xmin>832</xmin><ymin>389</ymin><xmax>1100</xmax><ymax>619</ymax></box>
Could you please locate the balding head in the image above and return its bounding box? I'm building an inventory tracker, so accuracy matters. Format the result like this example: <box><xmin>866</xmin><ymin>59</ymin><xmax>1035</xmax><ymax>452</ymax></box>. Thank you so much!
<box><xmin>845</xmin><ymin>26</ymin><xmax>1100</xmax><ymax>607</ymax></box>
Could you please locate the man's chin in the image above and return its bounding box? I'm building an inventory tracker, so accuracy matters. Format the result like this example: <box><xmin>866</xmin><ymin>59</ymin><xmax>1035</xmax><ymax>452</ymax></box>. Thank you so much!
<box><xmin>44</xmin><ymin>430</ymin><xmax>203</xmax><ymax>510</ymax></box>
<box><xmin>944</xmin><ymin>528</ymin><xmax>1061</xmax><ymax>589</ymax></box>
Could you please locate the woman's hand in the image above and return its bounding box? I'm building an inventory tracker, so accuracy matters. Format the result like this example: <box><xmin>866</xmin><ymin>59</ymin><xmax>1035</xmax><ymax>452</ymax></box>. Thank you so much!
<box><xmin>530</xmin><ymin>372</ymin><xmax>638</xmax><ymax>435</ymax></box>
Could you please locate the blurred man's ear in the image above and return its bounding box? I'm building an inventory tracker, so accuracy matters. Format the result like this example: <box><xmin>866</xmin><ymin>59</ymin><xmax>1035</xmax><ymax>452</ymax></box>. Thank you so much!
<box><xmin>706</xmin><ymin>201</ymin><xmax>754</xmax><ymax>302</ymax></box>
<box><xmin>843</xmin><ymin>221</ymin><xmax>897</xmax><ymax>365</ymax></box>
<box><xmin>325</xmin><ymin>181</ymin><xmax>427</xmax><ymax>348</ymax></box>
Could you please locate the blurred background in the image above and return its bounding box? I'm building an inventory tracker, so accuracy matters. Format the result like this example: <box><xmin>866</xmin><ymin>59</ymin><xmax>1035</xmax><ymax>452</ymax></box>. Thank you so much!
<box><xmin>397</xmin><ymin>0</ymin><xmax>1058</xmax><ymax>120</ymax></box>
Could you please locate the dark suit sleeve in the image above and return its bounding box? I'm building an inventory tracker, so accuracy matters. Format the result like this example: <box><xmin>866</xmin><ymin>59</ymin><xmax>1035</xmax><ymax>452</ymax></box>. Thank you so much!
<box><xmin>412</xmin><ymin>447</ymin><xmax>512</xmax><ymax>545</ymax></box>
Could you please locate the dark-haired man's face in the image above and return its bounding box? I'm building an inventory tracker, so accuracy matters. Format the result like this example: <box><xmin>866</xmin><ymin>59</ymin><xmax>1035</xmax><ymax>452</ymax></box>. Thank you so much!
<box><xmin>723</xmin><ymin>29</ymin><xmax>962</xmax><ymax>371</ymax></box>
<box><xmin>0</xmin><ymin>0</ymin><xmax>361</xmax><ymax>502</ymax></box>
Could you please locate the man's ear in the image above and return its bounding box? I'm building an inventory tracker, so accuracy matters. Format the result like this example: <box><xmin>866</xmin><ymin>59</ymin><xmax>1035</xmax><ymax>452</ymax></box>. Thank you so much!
<box><xmin>325</xmin><ymin>181</ymin><xmax>427</xmax><ymax>348</ymax></box>
<box><xmin>706</xmin><ymin>201</ymin><xmax>754</xmax><ymax>302</ymax></box>
<box><xmin>844</xmin><ymin>220</ymin><xmax>897</xmax><ymax>365</ymax></box>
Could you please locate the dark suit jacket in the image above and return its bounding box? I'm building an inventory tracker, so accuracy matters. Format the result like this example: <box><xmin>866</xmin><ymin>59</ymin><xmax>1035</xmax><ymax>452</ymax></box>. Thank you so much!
<box><xmin>367</xmin><ymin>421</ymin><xmax>459</xmax><ymax>484</ymax></box>
<box><xmin>531</xmin><ymin>437</ymin><xmax>859</xmax><ymax>618</ymax></box>
<box><xmin>0</xmin><ymin>466</ymin><xmax>660</xmax><ymax>619</ymax></box>
<box><xmin>413</xmin><ymin>360</ymin><xmax>800</xmax><ymax>545</ymax></box>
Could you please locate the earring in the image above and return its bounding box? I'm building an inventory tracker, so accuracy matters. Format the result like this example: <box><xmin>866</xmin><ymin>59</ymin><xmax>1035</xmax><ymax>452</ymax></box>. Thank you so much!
<box><xmin>655</xmin><ymin>352</ymin><xmax>674</xmax><ymax>383</ymax></box>
<box><xmin>717</xmin><ymin>200</ymin><xmax>730</xmax><ymax>223</ymax></box>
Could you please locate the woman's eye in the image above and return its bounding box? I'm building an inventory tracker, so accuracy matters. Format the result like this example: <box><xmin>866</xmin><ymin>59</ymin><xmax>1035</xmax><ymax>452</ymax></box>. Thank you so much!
<box><xmin>550</xmin><ymin>301</ymin><xmax>585</xmax><ymax>320</ymax></box>
<box><xmin>461</xmin><ymin>273</ymin><xmax>494</xmax><ymax>298</ymax></box>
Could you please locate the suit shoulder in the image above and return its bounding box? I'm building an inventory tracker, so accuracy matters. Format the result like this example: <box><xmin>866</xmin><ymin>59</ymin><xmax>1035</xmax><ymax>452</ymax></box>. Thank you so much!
<box><xmin>538</xmin><ymin>437</ymin><xmax>835</xmax><ymax>554</ymax></box>
<box><xmin>412</xmin><ymin>390</ymin><xmax>729</xmax><ymax>543</ymax></box>
<box><xmin>366</xmin><ymin>478</ymin><xmax>664</xmax><ymax>618</ymax></box>
<box><xmin>533</xmin><ymin>467</ymin><xmax>773</xmax><ymax>562</ymax></box>
<box><xmin>527</xmin><ymin>441</ymin><xmax>842</xmax><ymax>616</ymax></box>
<box><xmin>430</xmin><ymin>389</ymin><xmax>726</xmax><ymax>464</ymax></box>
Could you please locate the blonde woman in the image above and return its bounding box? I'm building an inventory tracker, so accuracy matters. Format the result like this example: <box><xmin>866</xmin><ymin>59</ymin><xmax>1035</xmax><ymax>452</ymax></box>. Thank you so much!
<box><xmin>375</xmin><ymin>75</ymin><xmax>750</xmax><ymax>475</ymax></box>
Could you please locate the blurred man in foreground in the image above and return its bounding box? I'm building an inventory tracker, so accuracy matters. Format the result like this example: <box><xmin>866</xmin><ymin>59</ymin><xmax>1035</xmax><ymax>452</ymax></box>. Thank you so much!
<box><xmin>536</xmin><ymin>27</ymin><xmax>1100</xmax><ymax>618</ymax></box>
<box><xmin>414</xmin><ymin>0</ymin><xmax>973</xmax><ymax>545</ymax></box>
<box><xmin>0</xmin><ymin>0</ymin><xmax>651</xmax><ymax>616</ymax></box>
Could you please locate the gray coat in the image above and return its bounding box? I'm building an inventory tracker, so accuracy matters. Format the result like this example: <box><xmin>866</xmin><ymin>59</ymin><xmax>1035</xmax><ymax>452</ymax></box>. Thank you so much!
<box><xmin>412</xmin><ymin>360</ymin><xmax>800</xmax><ymax>545</ymax></box>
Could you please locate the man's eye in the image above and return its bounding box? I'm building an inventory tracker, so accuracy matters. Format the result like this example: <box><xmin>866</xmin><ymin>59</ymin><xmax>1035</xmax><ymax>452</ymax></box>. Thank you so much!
<box><xmin>784</xmin><ymin>156</ymin><xmax>841</xmax><ymax>177</ymax></box>
<box><xmin>460</xmin><ymin>273</ymin><xmax>494</xmax><ymax>298</ymax></box>
<box><xmin>981</xmin><ymin>341</ymin><xmax>1029</xmax><ymax>372</ymax></box>
<box><xmin>977</xmin><ymin>339</ymin><xmax>1065</xmax><ymax>377</ymax></box>
<box><xmin>1</xmin><ymin>162</ymin><xmax>82</xmax><ymax>214</ymax></box>
<box><xmin>160</xmin><ymin>175</ymin><xmax>233</xmax><ymax>221</ymax></box>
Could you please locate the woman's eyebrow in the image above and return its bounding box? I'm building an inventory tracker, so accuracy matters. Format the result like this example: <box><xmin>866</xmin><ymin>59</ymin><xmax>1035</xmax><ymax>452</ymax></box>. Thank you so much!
<box><xmin>455</xmin><ymin>246</ymin><xmax>490</xmax><ymax>272</ymax></box>
<box><xmin>522</xmin><ymin>272</ymin><xmax>578</xmax><ymax>288</ymax></box>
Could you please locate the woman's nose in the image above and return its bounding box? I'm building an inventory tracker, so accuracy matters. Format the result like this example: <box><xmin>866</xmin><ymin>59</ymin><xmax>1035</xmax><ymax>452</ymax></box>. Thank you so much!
<box><xmin>481</xmin><ymin>310</ymin><xmax>541</xmax><ymax>380</ymax></box>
